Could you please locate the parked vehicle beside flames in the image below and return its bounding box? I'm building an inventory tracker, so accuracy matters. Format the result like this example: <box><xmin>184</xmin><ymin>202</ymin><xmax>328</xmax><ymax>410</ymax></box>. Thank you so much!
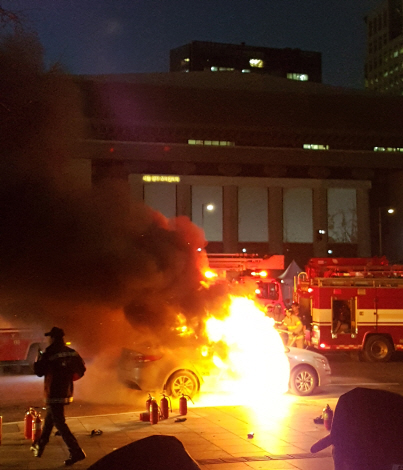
<box><xmin>0</xmin><ymin>327</ymin><xmax>46</xmax><ymax>371</ymax></box>
<box><xmin>118</xmin><ymin>344</ymin><xmax>331</xmax><ymax>398</ymax></box>
<box><xmin>296</xmin><ymin>257</ymin><xmax>403</xmax><ymax>362</ymax></box>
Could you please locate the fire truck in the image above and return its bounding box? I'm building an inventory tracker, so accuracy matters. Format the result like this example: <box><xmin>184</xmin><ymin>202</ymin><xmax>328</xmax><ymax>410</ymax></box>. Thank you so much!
<box><xmin>296</xmin><ymin>257</ymin><xmax>403</xmax><ymax>362</ymax></box>
<box><xmin>206</xmin><ymin>253</ymin><xmax>286</xmax><ymax>312</ymax></box>
<box><xmin>0</xmin><ymin>318</ymin><xmax>46</xmax><ymax>371</ymax></box>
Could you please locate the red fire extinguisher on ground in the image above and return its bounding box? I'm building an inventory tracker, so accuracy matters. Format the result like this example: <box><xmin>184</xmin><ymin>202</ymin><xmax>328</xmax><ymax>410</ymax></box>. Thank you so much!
<box><xmin>32</xmin><ymin>411</ymin><xmax>42</xmax><ymax>443</ymax></box>
<box><xmin>323</xmin><ymin>404</ymin><xmax>333</xmax><ymax>431</ymax></box>
<box><xmin>160</xmin><ymin>394</ymin><xmax>172</xmax><ymax>420</ymax></box>
<box><xmin>146</xmin><ymin>394</ymin><xmax>153</xmax><ymax>413</ymax></box>
<box><xmin>24</xmin><ymin>408</ymin><xmax>35</xmax><ymax>439</ymax></box>
<box><xmin>179</xmin><ymin>394</ymin><xmax>193</xmax><ymax>416</ymax></box>
<box><xmin>150</xmin><ymin>399</ymin><xmax>159</xmax><ymax>425</ymax></box>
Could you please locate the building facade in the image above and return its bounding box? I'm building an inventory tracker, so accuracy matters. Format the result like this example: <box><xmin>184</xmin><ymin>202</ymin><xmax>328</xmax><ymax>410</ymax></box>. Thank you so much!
<box><xmin>170</xmin><ymin>41</ymin><xmax>322</xmax><ymax>83</ymax></box>
<box><xmin>79</xmin><ymin>72</ymin><xmax>403</xmax><ymax>268</ymax></box>
<box><xmin>365</xmin><ymin>0</ymin><xmax>403</xmax><ymax>94</ymax></box>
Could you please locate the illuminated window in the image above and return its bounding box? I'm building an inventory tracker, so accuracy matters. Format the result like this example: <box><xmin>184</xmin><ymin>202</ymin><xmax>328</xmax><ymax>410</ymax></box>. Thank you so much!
<box><xmin>249</xmin><ymin>58</ymin><xmax>264</xmax><ymax>68</ymax></box>
<box><xmin>144</xmin><ymin>183</ymin><xmax>176</xmax><ymax>218</ymax></box>
<box><xmin>184</xmin><ymin>58</ymin><xmax>190</xmax><ymax>62</ymax></box>
<box><xmin>192</xmin><ymin>186</ymin><xmax>222</xmax><ymax>241</ymax></box>
<box><xmin>188</xmin><ymin>139</ymin><xmax>235</xmax><ymax>146</ymax></box>
<box><xmin>210</xmin><ymin>66</ymin><xmax>234</xmax><ymax>72</ymax></box>
<box><xmin>239</xmin><ymin>187</ymin><xmax>268</xmax><ymax>242</ymax></box>
<box><xmin>242</xmin><ymin>69</ymin><xmax>251</xmax><ymax>73</ymax></box>
<box><xmin>303</xmin><ymin>144</ymin><xmax>329</xmax><ymax>150</ymax></box>
<box><xmin>373</xmin><ymin>147</ymin><xmax>403</xmax><ymax>152</ymax></box>
<box><xmin>283</xmin><ymin>188</ymin><xmax>313</xmax><ymax>243</ymax></box>
<box><xmin>328</xmin><ymin>188</ymin><xmax>357</xmax><ymax>243</ymax></box>
<box><xmin>287</xmin><ymin>73</ymin><xmax>309</xmax><ymax>81</ymax></box>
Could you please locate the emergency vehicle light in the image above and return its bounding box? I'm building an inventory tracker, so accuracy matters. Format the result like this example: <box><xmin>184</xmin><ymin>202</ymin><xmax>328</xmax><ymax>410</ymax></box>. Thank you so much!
<box><xmin>255</xmin><ymin>288</ymin><xmax>261</xmax><ymax>295</ymax></box>
<box><xmin>319</xmin><ymin>343</ymin><xmax>326</xmax><ymax>349</ymax></box>
<box><xmin>308</xmin><ymin>287</ymin><xmax>314</xmax><ymax>293</ymax></box>
<box><xmin>251</xmin><ymin>270</ymin><xmax>268</xmax><ymax>278</ymax></box>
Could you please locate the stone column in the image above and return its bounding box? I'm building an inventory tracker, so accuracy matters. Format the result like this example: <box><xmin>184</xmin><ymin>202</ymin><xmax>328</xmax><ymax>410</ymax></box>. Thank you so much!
<box><xmin>223</xmin><ymin>185</ymin><xmax>238</xmax><ymax>253</ymax></box>
<box><xmin>128</xmin><ymin>174</ymin><xmax>144</xmax><ymax>202</ymax></box>
<box><xmin>313</xmin><ymin>187</ymin><xmax>327</xmax><ymax>257</ymax></box>
<box><xmin>356</xmin><ymin>187</ymin><xmax>371</xmax><ymax>257</ymax></box>
<box><xmin>268</xmin><ymin>187</ymin><xmax>283</xmax><ymax>254</ymax></box>
<box><xmin>176</xmin><ymin>184</ymin><xmax>192</xmax><ymax>218</ymax></box>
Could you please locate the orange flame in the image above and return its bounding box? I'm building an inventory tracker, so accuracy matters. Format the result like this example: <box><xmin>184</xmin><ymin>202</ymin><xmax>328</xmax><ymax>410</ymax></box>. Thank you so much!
<box><xmin>194</xmin><ymin>295</ymin><xmax>290</xmax><ymax>406</ymax></box>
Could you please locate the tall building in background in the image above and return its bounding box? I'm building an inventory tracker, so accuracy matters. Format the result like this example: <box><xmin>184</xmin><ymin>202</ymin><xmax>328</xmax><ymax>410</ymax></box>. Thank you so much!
<box><xmin>365</xmin><ymin>0</ymin><xmax>403</xmax><ymax>94</ymax></box>
<box><xmin>170</xmin><ymin>41</ymin><xmax>322</xmax><ymax>83</ymax></box>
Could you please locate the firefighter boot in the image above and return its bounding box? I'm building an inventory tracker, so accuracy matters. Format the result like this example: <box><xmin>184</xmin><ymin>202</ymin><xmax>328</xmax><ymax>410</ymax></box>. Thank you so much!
<box><xmin>30</xmin><ymin>442</ymin><xmax>45</xmax><ymax>458</ymax></box>
<box><xmin>64</xmin><ymin>448</ymin><xmax>86</xmax><ymax>466</ymax></box>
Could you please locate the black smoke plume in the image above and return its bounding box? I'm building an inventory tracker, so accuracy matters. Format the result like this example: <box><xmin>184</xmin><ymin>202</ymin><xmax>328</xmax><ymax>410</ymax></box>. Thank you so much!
<box><xmin>0</xmin><ymin>29</ymin><xmax>229</xmax><ymax>356</ymax></box>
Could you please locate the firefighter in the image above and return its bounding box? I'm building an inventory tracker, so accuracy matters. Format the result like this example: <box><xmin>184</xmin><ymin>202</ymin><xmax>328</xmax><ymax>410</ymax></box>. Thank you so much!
<box><xmin>334</xmin><ymin>304</ymin><xmax>351</xmax><ymax>334</ymax></box>
<box><xmin>291</xmin><ymin>301</ymin><xmax>311</xmax><ymax>343</ymax></box>
<box><xmin>268</xmin><ymin>303</ymin><xmax>284</xmax><ymax>326</ymax></box>
<box><xmin>282</xmin><ymin>307</ymin><xmax>305</xmax><ymax>348</ymax></box>
<box><xmin>31</xmin><ymin>327</ymin><xmax>86</xmax><ymax>466</ymax></box>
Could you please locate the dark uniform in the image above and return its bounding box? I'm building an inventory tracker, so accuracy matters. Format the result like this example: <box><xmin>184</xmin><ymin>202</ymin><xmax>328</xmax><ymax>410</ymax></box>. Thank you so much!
<box><xmin>31</xmin><ymin>327</ymin><xmax>86</xmax><ymax>466</ymax></box>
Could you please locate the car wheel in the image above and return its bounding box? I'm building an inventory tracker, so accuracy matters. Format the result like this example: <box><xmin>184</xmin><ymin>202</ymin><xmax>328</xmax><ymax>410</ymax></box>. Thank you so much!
<box><xmin>363</xmin><ymin>335</ymin><xmax>393</xmax><ymax>362</ymax></box>
<box><xmin>290</xmin><ymin>365</ymin><xmax>318</xmax><ymax>396</ymax></box>
<box><xmin>166</xmin><ymin>370</ymin><xmax>199</xmax><ymax>399</ymax></box>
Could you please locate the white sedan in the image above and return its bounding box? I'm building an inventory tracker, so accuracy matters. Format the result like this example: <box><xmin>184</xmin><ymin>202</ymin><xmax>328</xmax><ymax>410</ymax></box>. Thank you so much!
<box><xmin>286</xmin><ymin>346</ymin><xmax>331</xmax><ymax>396</ymax></box>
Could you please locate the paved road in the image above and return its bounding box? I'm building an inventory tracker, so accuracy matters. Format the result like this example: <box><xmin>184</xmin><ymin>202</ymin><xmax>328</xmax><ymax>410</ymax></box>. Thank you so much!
<box><xmin>1</xmin><ymin>351</ymin><xmax>403</xmax><ymax>423</ymax></box>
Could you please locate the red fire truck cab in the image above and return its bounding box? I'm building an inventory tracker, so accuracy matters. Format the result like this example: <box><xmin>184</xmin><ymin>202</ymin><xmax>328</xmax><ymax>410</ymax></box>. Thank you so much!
<box><xmin>0</xmin><ymin>322</ymin><xmax>46</xmax><ymax>371</ymax></box>
<box><xmin>297</xmin><ymin>257</ymin><xmax>403</xmax><ymax>362</ymax></box>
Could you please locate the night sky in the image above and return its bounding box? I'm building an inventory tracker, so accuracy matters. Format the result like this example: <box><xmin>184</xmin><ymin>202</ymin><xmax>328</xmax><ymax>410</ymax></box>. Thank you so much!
<box><xmin>9</xmin><ymin>0</ymin><xmax>380</xmax><ymax>89</ymax></box>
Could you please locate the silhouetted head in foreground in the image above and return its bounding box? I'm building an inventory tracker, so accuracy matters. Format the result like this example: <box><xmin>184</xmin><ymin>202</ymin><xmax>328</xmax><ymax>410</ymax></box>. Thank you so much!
<box><xmin>311</xmin><ymin>387</ymin><xmax>403</xmax><ymax>470</ymax></box>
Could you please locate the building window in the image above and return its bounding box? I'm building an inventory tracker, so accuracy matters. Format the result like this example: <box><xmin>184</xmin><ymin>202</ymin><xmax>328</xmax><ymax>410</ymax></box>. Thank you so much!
<box><xmin>238</xmin><ymin>187</ymin><xmax>268</xmax><ymax>242</ymax></box>
<box><xmin>303</xmin><ymin>144</ymin><xmax>329</xmax><ymax>150</ymax></box>
<box><xmin>192</xmin><ymin>185</ymin><xmax>223</xmax><ymax>242</ymax></box>
<box><xmin>188</xmin><ymin>139</ymin><xmax>235</xmax><ymax>146</ymax></box>
<box><xmin>283</xmin><ymin>188</ymin><xmax>313</xmax><ymax>243</ymax></box>
<box><xmin>249</xmin><ymin>58</ymin><xmax>264</xmax><ymax>68</ymax></box>
<box><xmin>210</xmin><ymin>66</ymin><xmax>235</xmax><ymax>72</ymax></box>
<box><xmin>328</xmin><ymin>188</ymin><xmax>357</xmax><ymax>243</ymax></box>
<box><xmin>287</xmin><ymin>73</ymin><xmax>309</xmax><ymax>81</ymax></box>
<box><xmin>374</xmin><ymin>147</ymin><xmax>403</xmax><ymax>152</ymax></box>
<box><xmin>144</xmin><ymin>183</ymin><xmax>176</xmax><ymax>219</ymax></box>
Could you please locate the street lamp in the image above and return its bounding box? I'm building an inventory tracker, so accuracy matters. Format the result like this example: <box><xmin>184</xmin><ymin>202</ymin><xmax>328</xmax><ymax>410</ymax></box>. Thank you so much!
<box><xmin>378</xmin><ymin>207</ymin><xmax>395</xmax><ymax>256</ymax></box>
<box><xmin>201</xmin><ymin>203</ymin><xmax>214</xmax><ymax>229</ymax></box>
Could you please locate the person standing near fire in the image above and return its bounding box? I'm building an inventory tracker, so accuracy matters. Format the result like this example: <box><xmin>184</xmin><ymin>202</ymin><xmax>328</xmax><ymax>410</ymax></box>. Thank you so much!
<box><xmin>31</xmin><ymin>327</ymin><xmax>86</xmax><ymax>466</ymax></box>
<box><xmin>282</xmin><ymin>307</ymin><xmax>305</xmax><ymax>348</ymax></box>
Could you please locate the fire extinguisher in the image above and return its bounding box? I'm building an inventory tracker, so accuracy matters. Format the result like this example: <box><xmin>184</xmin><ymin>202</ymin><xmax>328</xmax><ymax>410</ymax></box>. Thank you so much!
<box><xmin>146</xmin><ymin>394</ymin><xmax>153</xmax><ymax>413</ymax></box>
<box><xmin>323</xmin><ymin>404</ymin><xmax>333</xmax><ymax>431</ymax></box>
<box><xmin>32</xmin><ymin>412</ymin><xmax>42</xmax><ymax>443</ymax></box>
<box><xmin>160</xmin><ymin>394</ymin><xmax>172</xmax><ymax>420</ymax></box>
<box><xmin>150</xmin><ymin>399</ymin><xmax>159</xmax><ymax>425</ymax></box>
<box><xmin>179</xmin><ymin>394</ymin><xmax>193</xmax><ymax>416</ymax></box>
<box><xmin>24</xmin><ymin>408</ymin><xmax>34</xmax><ymax>439</ymax></box>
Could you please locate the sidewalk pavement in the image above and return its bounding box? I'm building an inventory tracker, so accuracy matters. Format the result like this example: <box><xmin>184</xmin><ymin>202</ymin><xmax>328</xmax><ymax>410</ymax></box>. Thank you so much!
<box><xmin>0</xmin><ymin>396</ymin><xmax>335</xmax><ymax>469</ymax></box>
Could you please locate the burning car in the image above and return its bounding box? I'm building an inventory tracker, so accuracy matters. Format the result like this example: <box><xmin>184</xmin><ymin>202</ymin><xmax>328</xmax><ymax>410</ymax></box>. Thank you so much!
<box><xmin>118</xmin><ymin>344</ymin><xmax>331</xmax><ymax>398</ymax></box>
